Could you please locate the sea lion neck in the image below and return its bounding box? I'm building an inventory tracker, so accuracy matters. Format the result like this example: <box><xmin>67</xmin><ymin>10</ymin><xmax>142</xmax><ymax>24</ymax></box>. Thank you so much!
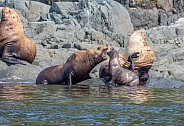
<box><xmin>86</xmin><ymin>51</ymin><xmax>104</xmax><ymax>68</ymax></box>
<box><xmin>109</xmin><ymin>50</ymin><xmax>120</xmax><ymax>67</ymax></box>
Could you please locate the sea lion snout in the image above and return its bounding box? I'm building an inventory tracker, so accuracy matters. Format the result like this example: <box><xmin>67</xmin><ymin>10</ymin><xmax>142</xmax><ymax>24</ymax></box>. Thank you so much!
<box><xmin>107</xmin><ymin>47</ymin><xmax>116</xmax><ymax>56</ymax></box>
<box><xmin>97</xmin><ymin>44</ymin><xmax>108</xmax><ymax>60</ymax></box>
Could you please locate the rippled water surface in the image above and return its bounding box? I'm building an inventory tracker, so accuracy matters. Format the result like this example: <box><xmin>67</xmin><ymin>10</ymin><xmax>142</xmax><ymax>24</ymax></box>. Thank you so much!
<box><xmin>0</xmin><ymin>84</ymin><xmax>184</xmax><ymax>125</ymax></box>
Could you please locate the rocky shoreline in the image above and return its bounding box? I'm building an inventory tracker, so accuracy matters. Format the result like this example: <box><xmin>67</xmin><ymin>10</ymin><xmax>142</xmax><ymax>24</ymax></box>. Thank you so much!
<box><xmin>0</xmin><ymin>0</ymin><xmax>184</xmax><ymax>88</ymax></box>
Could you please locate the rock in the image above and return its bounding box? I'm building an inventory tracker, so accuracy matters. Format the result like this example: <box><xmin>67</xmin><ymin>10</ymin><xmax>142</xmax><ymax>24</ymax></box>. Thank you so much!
<box><xmin>146</xmin><ymin>18</ymin><xmax>184</xmax><ymax>82</ymax></box>
<box><xmin>150</xmin><ymin>48</ymin><xmax>184</xmax><ymax>82</ymax></box>
<box><xmin>23</xmin><ymin>0</ymin><xmax>134</xmax><ymax>49</ymax></box>
<box><xmin>77</xmin><ymin>0</ymin><xmax>134</xmax><ymax>46</ymax></box>
<box><xmin>0</xmin><ymin>61</ymin><xmax>42</xmax><ymax>83</ymax></box>
<box><xmin>33</xmin><ymin>47</ymin><xmax>73</xmax><ymax>68</ymax></box>
<box><xmin>157</xmin><ymin>0</ymin><xmax>173</xmax><ymax>12</ymax></box>
<box><xmin>129</xmin><ymin>7</ymin><xmax>159</xmax><ymax>29</ymax></box>
<box><xmin>117</xmin><ymin>0</ymin><xmax>184</xmax><ymax>30</ymax></box>
<box><xmin>147</xmin><ymin>17</ymin><xmax>184</xmax><ymax>54</ymax></box>
<box><xmin>147</xmin><ymin>78</ymin><xmax>184</xmax><ymax>88</ymax></box>
<box><xmin>50</xmin><ymin>1</ymin><xmax>78</xmax><ymax>15</ymax></box>
<box><xmin>4</xmin><ymin>0</ymin><xmax>50</xmax><ymax>22</ymax></box>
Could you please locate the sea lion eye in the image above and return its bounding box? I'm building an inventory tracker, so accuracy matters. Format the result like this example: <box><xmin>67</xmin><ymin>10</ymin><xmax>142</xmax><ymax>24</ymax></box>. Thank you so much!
<box><xmin>97</xmin><ymin>47</ymin><xmax>101</xmax><ymax>50</ymax></box>
<box><xmin>110</xmin><ymin>47</ymin><xmax>114</xmax><ymax>51</ymax></box>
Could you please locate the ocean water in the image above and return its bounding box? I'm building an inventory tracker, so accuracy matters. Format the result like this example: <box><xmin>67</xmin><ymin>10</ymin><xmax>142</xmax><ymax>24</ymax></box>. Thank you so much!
<box><xmin>0</xmin><ymin>84</ymin><xmax>184</xmax><ymax>125</ymax></box>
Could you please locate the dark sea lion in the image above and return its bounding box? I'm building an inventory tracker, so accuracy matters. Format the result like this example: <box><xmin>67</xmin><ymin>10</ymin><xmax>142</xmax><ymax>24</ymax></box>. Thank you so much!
<box><xmin>36</xmin><ymin>45</ymin><xmax>108</xmax><ymax>85</ymax></box>
<box><xmin>0</xmin><ymin>7</ymin><xmax>36</xmax><ymax>64</ymax></box>
<box><xmin>107</xmin><ymin>47</ymin><xmax>139</xmax><ymax>86</ymax></box>
<box><xmin>99</xmin><ymin>52</ymin><xmax>139</xmax><ymax>79</ymax></box>
<box><xmin>127</xmin><ymin>52</ymin><xmax>139</xmax><ymax>71</ymax></box>
<box><xmin>36</xmin><ymin>65</ymin><xmax>64</xmax><ymax>84</ymax></box>
<box><xmin>99</xmin><ymin>60</ymin><xmax>109</xmax><ymax>79</ymax></box>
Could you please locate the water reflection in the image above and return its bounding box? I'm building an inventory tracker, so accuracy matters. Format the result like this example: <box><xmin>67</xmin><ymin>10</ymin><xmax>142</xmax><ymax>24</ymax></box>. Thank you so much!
<box><xmin>66</xmin><ymin>85</ymin><xmax>153</xmax><ymax>104</ymax></box>
<box><xmin>0</xmin><ymin>84</ymin><xmax>36</xmax><ymax>102</ymax></box>
<box><xmin>0</xmin><ymin>84</ymin><xmax>153</xmax><ymax>104</ymax></box>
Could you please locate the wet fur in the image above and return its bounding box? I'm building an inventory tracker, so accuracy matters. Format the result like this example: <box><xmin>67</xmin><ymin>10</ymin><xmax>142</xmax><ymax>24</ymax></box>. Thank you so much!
<box><xmin>107</xmin><ymin>47</ymin><xmax>139</xmax><ymax>86</ymax></box>
<box><xmin>36</xmin><ymin>45</ymin><xmax>108</xmax><ymax>85</ymax></box>
<box><xmin>36</xmin><ymin>65</ymin><xmax>64</xmax><ymax>84</ymax></box>
<box><xmin>99</xmin><ymin>52</ymin><xmax>139</xmax><ymax>79</ymax></box>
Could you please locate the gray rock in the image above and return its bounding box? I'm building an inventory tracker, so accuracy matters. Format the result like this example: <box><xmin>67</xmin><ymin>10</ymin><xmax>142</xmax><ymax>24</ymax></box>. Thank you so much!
<box><xmin>24</xmin><ymin>1</ymin><xmax>50</xmax><ymax>22</ymax></box>
<box><xmin>157</xmin><ymin>0</ymin><xmax>173</xmax><ymax>12</ymax></box>
<box><xmin>47</xmin><ymin>0</ymin><xmax>134</xmax><ymax>47</ymax></box>
<box><xmin>147</xmin><ymin>78</ymin><xmax>184</xmax><ymax>88</ymax></box>
<box><xmin>147</xmin><ymin>18</ymin><xmax>184</xmax><ymax>82</ymax></box>
<box><xmin>118</xmin><ymin>0</ymin><xmax>184</xmax><ymax>30</ymax></box>
<box><xmin>0</xmin><ymin>61</ymin><xmax>42</xmax><ymax>83</ymax></box>
<box><xmin>50</xmin><ymin>2</ymin><xmax>78</xmax><ymax>15</ymax></box>
<box><xmin>129</xmin><ymin>7</ymin><xmax>159</xmax><ymax>29</ymax></box>
<box><xmin>77</xmin><ymin>0</ymin><xmax>134</xmax><ymax>47</ymax></box>
<box><xmin>26</xmin><ymin>21</ymin><xmax>57</xmax><ymax>45</ymax></box>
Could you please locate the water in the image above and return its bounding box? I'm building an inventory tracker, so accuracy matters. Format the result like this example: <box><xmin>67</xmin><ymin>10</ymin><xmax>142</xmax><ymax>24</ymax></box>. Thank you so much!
<box><xmin>0</xmin><ymin>84</ymin><xmax>184</xmax><ymax>125</ymax></box>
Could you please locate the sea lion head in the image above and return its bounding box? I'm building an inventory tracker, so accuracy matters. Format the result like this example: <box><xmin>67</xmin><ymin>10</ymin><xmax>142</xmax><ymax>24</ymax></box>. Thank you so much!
<box><xmin>1</xmin><ymin>7</ymin><xmax>21</xmax><ymax>24</ymax></box>
<box><xmin>107</xmin><ymin>47</ymin><xmax>118</xmax><ymax>57</ymax></box>
<box><xmin>94</xmin><ymin>44</ymin><xmax>108</xmax><ymax>61</ymax></box>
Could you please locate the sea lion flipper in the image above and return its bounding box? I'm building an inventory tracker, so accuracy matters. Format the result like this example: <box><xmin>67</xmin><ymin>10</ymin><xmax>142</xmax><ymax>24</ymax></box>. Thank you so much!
<box><xmin>127</xmin><ymin>52</ymin><xmax>140</xmax><ymax>71</ymax></box>
<box><xmin>68</xmin><ymin>73</ymin><xmax>72</xmax><ymax>85</ymax></box>
<box><xmin>106</xmin><ymin>80</ymin><xmax>116</xmax><ymax>86</ymax></box>
<box><xmin>139</xmin><ymin>66</ymin><xmax>151</xmax><ymax>85</ymax></box>
<box><xmin>2</xmin><ymin>57</ymin><xmax>21</xmax><ymax>64</ymax></box>
<box><xmin>2</xmin><ymin>44</ymin><xmax>22</xmax><ymax>64</ymax></box>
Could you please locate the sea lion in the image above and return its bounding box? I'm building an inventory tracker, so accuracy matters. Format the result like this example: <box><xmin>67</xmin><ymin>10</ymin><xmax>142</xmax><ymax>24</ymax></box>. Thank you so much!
<box><xmin>0</xmin><ymin>7</ymin><xmax>36</xmax><ymax>64</ymax></box>
<box><xmin>121</xmin><ymin>28</ymin><xmax>155</xmax><ymax>85</ymax></box>
<box><xmin>107</xmin><ymin>47</ymin><xmax>139</xmax><ymax>86</ymax></box>
<box><xmin>36</xmin><ymin>65</ymin><xmax>64</xmax><ymax>84</ymax></box>
<box><xmin>99</xmin><ymin>52</ymin><xmax>138</xmax><ymax>79</ymax></box>
<box><xmin>36</xmin><ymin>45</ymin><xmax>108</xmax><ymax>85</ymax></box>
<box><xmin>99</xmin><ymin>60</ymin><xmax>109</xmax><ymax>79</ymax></box>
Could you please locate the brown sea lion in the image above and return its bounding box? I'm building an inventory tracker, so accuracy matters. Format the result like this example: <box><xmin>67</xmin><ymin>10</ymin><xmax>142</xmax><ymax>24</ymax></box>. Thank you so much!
<box><xmin>36</xmin><ymin>65</ymin><xmax>64</xmax><ymax>84</ymax></box>
<box><xmin>36</xmin><ymin>45</ymin><xmax>108</xmax><ymax>85</ymax></box>
<box><xmin>0</xmin><ymin>7</ymin><xmax>36</xmax><ymax>64</ymax></box>
<box><xmin>107</xmin><ymin>47</ymin><xmax>139</xmax><ymax>86</ymax></box>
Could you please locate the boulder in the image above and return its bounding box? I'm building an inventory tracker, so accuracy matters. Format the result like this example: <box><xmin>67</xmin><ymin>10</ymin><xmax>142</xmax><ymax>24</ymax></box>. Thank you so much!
<box><xmin>0</xmin><ymin>61</ymin><xmax>42</xmax><ymax>83</ymax></box>
<box><xmin>157</xmin><ymin>0</ymin><xmax>173</xmax><ymax>12</ymax></box>
<box><xmin>147</xmin><ymin>18</ymin><xmax>184</xmax><ymax>82</ymax></box>
<box><xmin>48</xmin><ymin>0</ymin><xmax>134</xmax><ymax>47</ymax></box>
